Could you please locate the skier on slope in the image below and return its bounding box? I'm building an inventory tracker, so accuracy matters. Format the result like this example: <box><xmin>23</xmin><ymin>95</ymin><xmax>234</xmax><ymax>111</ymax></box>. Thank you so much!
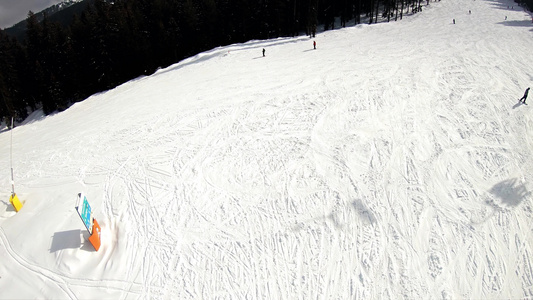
<box><xmin>519</xmin><ymin>87</ymin><xmax>530</xmax><ymax>104</ymax></box>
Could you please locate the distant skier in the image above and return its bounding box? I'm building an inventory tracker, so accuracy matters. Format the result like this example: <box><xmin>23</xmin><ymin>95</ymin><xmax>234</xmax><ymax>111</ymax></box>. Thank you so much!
<box><xmin>519</xmin><ymin>87</ymin><xmax>530</xmax><ymax>104</ymax></box>
<box><xmin>262</xmin><ymin>48</ymin><xmax>265</xmax><ymax>57</ymax></box>
<box><xmin>313</xmin><ymin>41</ymin><xmax>316</xmax><ymax>49</ymax></box>
<box><xmin>453</xmin><ymin>19</ymin><xmax>456</xmax><ymax>24</ymax></box>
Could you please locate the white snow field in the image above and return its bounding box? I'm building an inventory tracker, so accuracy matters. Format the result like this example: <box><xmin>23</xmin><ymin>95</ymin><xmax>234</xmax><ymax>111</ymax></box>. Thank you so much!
<box><xmin>1</xmin><ymin>0</ymin><xmax>533</xmax><ymax>298</ymax></box>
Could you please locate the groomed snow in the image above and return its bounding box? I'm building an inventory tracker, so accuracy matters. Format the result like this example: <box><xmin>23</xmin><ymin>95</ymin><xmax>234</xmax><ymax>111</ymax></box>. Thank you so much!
<box><xmin>1</xmin><ymin>0</ymin><xmax>533</xmax><ymax>298</ymax></box>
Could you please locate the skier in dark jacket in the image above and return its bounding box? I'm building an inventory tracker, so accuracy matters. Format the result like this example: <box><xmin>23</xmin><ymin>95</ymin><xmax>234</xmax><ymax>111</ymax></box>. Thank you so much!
<box><xmin>519</xmin><ymin>87</ymin><xmax>530</xmax><ymax>104</ymax></box>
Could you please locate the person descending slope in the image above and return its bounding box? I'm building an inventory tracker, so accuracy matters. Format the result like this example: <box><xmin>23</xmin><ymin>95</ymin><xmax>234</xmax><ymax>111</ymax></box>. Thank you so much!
<box><xmin>519</xmin><ymin>87</ymin><xmax>530</xmax><ymax>104</ymax></box>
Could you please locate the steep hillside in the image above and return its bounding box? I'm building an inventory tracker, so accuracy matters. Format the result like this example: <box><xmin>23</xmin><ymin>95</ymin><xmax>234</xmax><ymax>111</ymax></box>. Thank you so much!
<box><xmin>0</xmin><ymin>0</ymin><xmax>532</xmax><ymax>298</ymax></box>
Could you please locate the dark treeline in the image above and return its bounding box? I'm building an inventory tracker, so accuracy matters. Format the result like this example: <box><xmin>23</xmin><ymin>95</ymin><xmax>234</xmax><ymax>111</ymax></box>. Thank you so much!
<box><xmin>516</xmin><ymin>0</ymin><xmax>533</xmax><ymax>11</ymax></box>
<box><xmin>0</xmin><ymin>0</ymin><xmax>432</xmax><ymax>123</ymax></box>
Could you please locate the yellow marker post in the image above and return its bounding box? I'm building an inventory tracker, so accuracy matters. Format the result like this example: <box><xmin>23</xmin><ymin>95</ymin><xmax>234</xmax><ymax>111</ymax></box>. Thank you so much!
<box><xmin>9</xmin><ymin>193</ymin><xmax>22</xmax><ymax>212</ymax></box>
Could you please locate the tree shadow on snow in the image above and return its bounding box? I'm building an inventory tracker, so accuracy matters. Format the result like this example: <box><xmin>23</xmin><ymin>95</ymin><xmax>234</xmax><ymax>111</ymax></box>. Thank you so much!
<box><xmin>350</xmin><ymin>199</ymin><xmax>377</xmax><ymax>225</ymax></box>
<box><xmin>487</xmin><ymin>0</ymin><xmax>530</xmax><ymax>14</ymax></box>
<box><xmin>325</xmin><ymin>199</ymin><xmax>377</xmax><ymax>230</ymax></box>
<box><xmin>291</xmin><ymin>198</ymin><xmax>377</xmax><ymax>232</ymax></box>
<box><xmin>471</xmin><ymin>178</ymin><xmax>529</xmax><ymax>225</ymax></box>
<box><xmin>489</xmin><ymin>178</ymin><xmax>530</xmax><ymax>207</ymax></box>
<box><xmin>497</xmin><ymin>20</ymin><xmax>533</xmax><ymax>28</ymax></box>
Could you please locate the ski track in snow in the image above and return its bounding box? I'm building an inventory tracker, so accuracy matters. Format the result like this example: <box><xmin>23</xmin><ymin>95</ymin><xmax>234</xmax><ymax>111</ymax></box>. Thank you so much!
<box><xmin>1</xmin><ymin>0</ymin><xmax>533</xmax><ymax>299</ymax></box>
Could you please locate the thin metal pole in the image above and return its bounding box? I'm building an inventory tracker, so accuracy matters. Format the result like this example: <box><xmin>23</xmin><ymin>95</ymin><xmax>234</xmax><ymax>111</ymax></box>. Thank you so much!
<box><xmin>10</xmin><ymin>117</ymin><xmax>14</xmax><ymax>195</ymax></box>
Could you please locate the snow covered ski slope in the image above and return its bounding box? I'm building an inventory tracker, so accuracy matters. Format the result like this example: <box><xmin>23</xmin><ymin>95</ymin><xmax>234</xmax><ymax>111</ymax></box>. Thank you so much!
<box><xmin>1</xmin><ymin>0</ymin><xmax>533</xmax><ymax>298</ymax></box>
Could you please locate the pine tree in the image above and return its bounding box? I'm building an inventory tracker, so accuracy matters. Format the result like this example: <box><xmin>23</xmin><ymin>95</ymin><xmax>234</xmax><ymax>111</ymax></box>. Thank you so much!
<box><xmin>0</xmin><ymin>30</ymin><xmax>18</xmax><ymax>122</ymax></box>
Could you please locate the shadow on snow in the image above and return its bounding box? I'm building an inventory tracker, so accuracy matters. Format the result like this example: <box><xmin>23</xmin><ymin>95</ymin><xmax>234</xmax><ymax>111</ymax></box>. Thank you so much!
<box><xmin>489</xmin><ymin>178</ymin><xmax>530</xmax><ymax>207</ymax></box>
<box><xmin>50</xmin><ymin>229</ymin><xmax>95</xmax><ymax>253</ymax></box>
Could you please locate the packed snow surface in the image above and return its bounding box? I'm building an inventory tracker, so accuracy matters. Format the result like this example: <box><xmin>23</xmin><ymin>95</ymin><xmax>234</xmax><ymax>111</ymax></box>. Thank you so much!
<box><xmin>1</xmin><ymin>0</ymin><xmax>533</xmax><ymax>298</ymax></box>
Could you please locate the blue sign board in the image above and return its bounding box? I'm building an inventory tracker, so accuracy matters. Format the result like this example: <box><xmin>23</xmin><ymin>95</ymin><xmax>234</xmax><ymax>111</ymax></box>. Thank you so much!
<box><xmin>76</xmin><ymin>193</ymin><xmax>93</xmax><ymax>234</ymax></box>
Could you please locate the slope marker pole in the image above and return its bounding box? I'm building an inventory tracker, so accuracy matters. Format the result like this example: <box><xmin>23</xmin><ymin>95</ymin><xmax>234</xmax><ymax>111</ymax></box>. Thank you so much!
<box><xmin>9</xmin><ymin>117</ymin><xmax>23</xmax><ymax>212</ymax></box>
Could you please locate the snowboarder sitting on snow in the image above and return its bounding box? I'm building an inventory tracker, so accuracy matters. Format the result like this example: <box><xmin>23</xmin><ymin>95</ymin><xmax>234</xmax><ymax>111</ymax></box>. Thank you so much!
<box><xmin>519</xmin><ymin>87</ymin><xmax>530</xmax><ymax>104</ymax></box>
